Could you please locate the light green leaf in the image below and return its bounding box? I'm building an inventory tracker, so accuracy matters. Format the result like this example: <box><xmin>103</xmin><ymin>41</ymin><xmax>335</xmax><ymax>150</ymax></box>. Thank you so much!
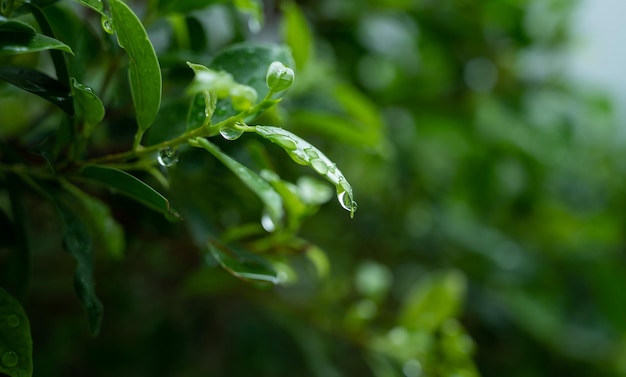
<box><xmin>399</xmin><ymin>270</ymin><xmax>466</xmax><ymax>332</ymax></box>
<box><xmin>281</xmin><ymin>1</ymin><xmax>312</xmax><ymax>70</ymax></box>
<box><xmin>109</xmin><ymin>0</ymin><xmax>162</xmax><ymax>133</ymax></box>
<box><xmin>0</xmin><ymin>16</ymin><xmax>73</xmax><ymax>55</ymax></box>
<box><xmin>255</xmin><ymin>125</ymin><xmax>357</xmax><ymax>217</ymax></box>
<box><xmin>71</xmin><ymin>78</ymin><xmax>104</xmax><ymax>125</ymax></box>
<box><xmin>207</xmin><ymin>238</ymin><xmax>279</xmax><ymax>285</ymax></box>
<box><xmin>70</xmin><ymin>0</ymin><xmax>104</xmax><ymax>14</ymax></box>
<box><xmin>189</xmin><ymin>137</ymin><xmax>284</xmax><ymax>230</ymax></box>
<box><xmin>0</xmin><ymin>287</ymin><xmax>32</xmax><ymax>377</ymax></box>
<box><xmin>77</xmin><ymin>166</ymin><xmax>180</xmax><ymax>221</ymax></box>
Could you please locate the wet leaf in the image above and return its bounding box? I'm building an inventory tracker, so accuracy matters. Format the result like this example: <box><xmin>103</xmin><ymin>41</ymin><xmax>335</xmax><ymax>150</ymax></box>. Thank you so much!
<box><xmin>0</xmin><ymin>16</ymin><xmax>73</xmax><ymax>55</ymax></box>
<box><xmin>109</xmin><ymin>0</ymin><xmax>162</xmax><ymax>133</ymax></box>
<box><xmin>207</xmin><ymin>238</ymin><xmax>279</xmax><ymax>285</ymax></box>
<box><xmin>77</xmin><ymin>166</ymin><xmax>180</xmax><ymax>221</ymax></box>
<box><xmin>0</xmin><ymin>287</ymin><xmax>33</xmax><ymax>377</ymax></box>
<box><xmin>255</xmin><ymin>125</ymin><xmax>357</xmax><ymax>217</ymax></box>
<box><xmin>71</xmin><ymin>78</ymin><xmax>104</xmax><ymax>125</ymax></box>
<box><xmin>0</xmin><ymin>66</ymin><xmax>73</xmax><ymax>115</ymax></box>
<box><xmin>189</xmin><ymin>137</ymin><xmax>283</xmax><ymax>230</ymax></box>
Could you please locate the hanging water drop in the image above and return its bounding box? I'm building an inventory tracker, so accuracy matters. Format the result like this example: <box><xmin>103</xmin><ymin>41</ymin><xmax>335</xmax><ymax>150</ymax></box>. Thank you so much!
<box><xmin>261</xmin><ymin>212</ymin><xmax>276</xmax><ymax>232</ymax></box>
<box><xmin>2</xmin><ymin>351</ymin><xmax>18</xmax><ymax>368</ymax></box>
<box><xmin>6</xmin><ymin>314</ymin><xmax>20</xmax><ymax>328</ymax></box>
<box><xmin>220</xmin><ymin>127</ymin><xmax>243</xmax><ymax>140</ymax></box>
<box><xmin>338</xmin><ymin>190</ymin><xmax>357</xmax><ymax>216</ymax></box>
<box><xmin>157</xmin><ymin>148</ymin><xmax>179</xmax><ymax>167</ymax></box>
<box><xmin>101</xmin><ymin>16</ymin><xmax>114</xmax><ymax>34</ymax></box>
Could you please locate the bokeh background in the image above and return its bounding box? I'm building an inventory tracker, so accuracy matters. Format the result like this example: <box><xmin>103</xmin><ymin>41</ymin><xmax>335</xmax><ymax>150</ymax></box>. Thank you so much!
<box><xmin>2</xmin><ymin>0</ymin><xmax>626</xmax><ymax>376</ymax></box>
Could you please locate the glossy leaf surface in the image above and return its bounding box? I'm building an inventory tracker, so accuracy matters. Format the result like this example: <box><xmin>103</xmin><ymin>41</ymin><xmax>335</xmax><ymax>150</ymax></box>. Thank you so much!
<box><xmin>109</xmin><ymin>0</ymin><xmax>162</xmax><ymax>132</ymax></box>
<box><xmin>207</xmin><ymin>238</ymin><xmax>279</xmax><ymax>285</ymax></box>
<box><xmin>71</xmin><ymin>78</ymin><xmax>104</xmax><ymax>125</ymax></box>
<box><xmin>0</xmin><ymin>287</ymin><xmax>32</xmax><ymax>377</ymax></box>
<box><xmin>78</xmin><ymin>166</ymin><xmax>180</xmax><ymax>221</ymax></box>
<box><xmin>70</xmin><ymin>0</ymin><xmax>104</xmax><ymax>14</ymax></box>
<box><xmin>0</xmin><ymin>66</ymin><xmax>73</xmax><ymax>115</ymax></box>
<box><xmin>0</xmin><ymin>16</ymin><xmax>73</xmax><ymax>55</ymax></box>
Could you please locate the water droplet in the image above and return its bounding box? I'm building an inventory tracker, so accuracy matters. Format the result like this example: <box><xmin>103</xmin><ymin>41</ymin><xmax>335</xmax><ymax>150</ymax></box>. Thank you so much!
<box><xmin>157</xmin><ymin>148</ymin><xmax>179</xmax><ymax>167</ymax></box>
<box><xmin>305</xmin><ymin>148</ymin><xmax>319</xmax><ymax>159</ymax></box>
<box><xmin>248</xmin><ymin>17</ymin><xmax>261</xmax><ymax>34</ymax></box>
<box><xmin>310</xmin><ymin>159</ymin><xmax>329</xmax><ymax>175</ymax></box>
<box><xmin>101</xmin><ymin>16</ymin><xmax>114</xmax><ymax>34</ymax></box>
<box><xmin>287</xmin><ymin>150</ymin><xmax>308</xmax><ymax>165</ymax></box>
<box><xmin>6</xmin><ymin>314</ymin><xmax>20</xmax><ymax>328</ymax></box>
<box><xmin>261</xmin><ymin>212</ymin><xmax>276</xmax><ymax>232</ymax></box>
<box><xmin>220</xmin><ymin>127</ymin><xmax>243</xmax><ymax>140</ymax></box>
<box><xmin>272</xmin><ymin>135</ymin><xmax>297</xmax><ymax>150</ymax></box>
<box><xmin>2</xmin><ymin>351</ymin><xmax>18</xmax><ymax>368</ymax></box>
<box><xmin>337</xmin><ymin>190</ymin><xmax>357</xmax><ymax>215</ymax></box>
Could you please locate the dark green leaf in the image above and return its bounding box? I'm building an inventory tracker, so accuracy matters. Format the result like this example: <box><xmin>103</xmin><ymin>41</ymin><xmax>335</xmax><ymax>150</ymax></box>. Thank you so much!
<box><xmin>70</xmin><ymin>0</ymin><xmax>104</xmax><ymax>14</ymax></box>
<box><xmin>109</xmin><ymin>0</ymin><xmax>162</xmax><ymax>133</ymax></box>
<box><xmin>145</xmin><ymin>100</ymin><xmax>189</xmax><ymax>146</ymax></box>
<box><xmin>77</xmin><ymin>166</ymin><xmax>180</xmax><ymax>221</ymax></box>
<box><xmin>0</xmin><ymin>66</ymin><xmax>73</xmax><ymax>115</ymax></box>
<box><xmin>156</xmin><ymin>0</ymin><xmax>223</xmax><ymax>15</ymax></box>
<box><xmin>0</xmin><ymin>287</ymin><xmax>33</xmax><ymax>377</ymax></box>
<box><xmin>55</xmin><ymin>201</ymin><xmax>103</xmax><ymax>335</ymax></box>
<box><xmin>207</xmin><ymin>238</ymin><xmax>279</xmax><ymax>285</ymax></box>
<box><xmin>189</xmin><ymin>137</ymin><xmax>283</xmax><ymax>230</ymax></box>
<box><xmin>0</xmin><ymin>16</ymin><xmax>73</xmax><ymax>55</ymax></box>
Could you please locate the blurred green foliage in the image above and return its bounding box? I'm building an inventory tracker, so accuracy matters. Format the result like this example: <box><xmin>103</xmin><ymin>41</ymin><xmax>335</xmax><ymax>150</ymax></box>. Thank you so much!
<box><xmin>1</xmin><ymin>0</ymin><xmax>625</xmax><ymax>376</ymax></box>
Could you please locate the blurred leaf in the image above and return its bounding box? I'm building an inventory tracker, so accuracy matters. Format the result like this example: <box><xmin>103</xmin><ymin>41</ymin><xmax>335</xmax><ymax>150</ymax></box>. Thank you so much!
<box><xmin>189</xmin><ymin>137</ymin><xmax>284</xmax><ymax>230</ymax></box>
<box><xmin>156</xmin><ymin>0</ymin><xmax>222</xmax><ymax>14</ymax></box>
<box><xmin>71</xmin><ymin>78</ymin><xmax>104</xmax><ymax>125</ymax></box>
<box><xmin>0</xmin><ymin>287</ymin><xmax>33</xmax><ymax>377</ymax></box>
<box><xmin>399</xmin><ymin>270</ymin><xmax>466</xmax><ymax>332</ymax></box>
<box><xmin>70</xmin><ymin>0</ymin><xmax>104</xmax><ymax>14</ymax></box>
<box><xmin>0</xmin><ymin>66</ymin><xmax>73</xmax><ymax>115</ymax></box>
<box><xmin>53</xmin><ymin>200</ymin><xmax>103</xmax><ymax>335</ymax></box>
<box><xmin>281</xmin><ymin>1</ymin><xmax>312</xmax><ymax>70</ymax></box>
<box><xmin>77</xmin><ymin>166</ymin><xmax>180</xmax><ymax>221</ymax></box>
<box><xmin>0</xmin><ymin>16</ymin><xmax>73</xmax><ymax>55</ymax></box>
<box><xmin>109</xmin><ymin>0</ymin><xmax>162</xmax><ymax>133</ymax></box>
<box><xmin>209</xmin><ymin>43</ymin><xmax>294</xmax><ymax>122</ymax></box>
<box><xmin>145</xmin><ymin>99</ymin><xmax>188</xmax><ymax>146</ymax></box>
<box><xmin>232</xmin><ymin>0</ymin><xmax>263</xmax><ymax>27</ymax></box>
<box><xmin>62</xmin><ymin>181</ymin><xmax>125</xmax><ymax>260</ymax></box>
<box><xmin>255</xmin><ymin>125</ymin><xmax>357</xmax><ymax>217</ymax></box>
<box><xmin>207</xmin><ymin>237</ymin><xmax>279</xmax><ymax>285</ymax></box>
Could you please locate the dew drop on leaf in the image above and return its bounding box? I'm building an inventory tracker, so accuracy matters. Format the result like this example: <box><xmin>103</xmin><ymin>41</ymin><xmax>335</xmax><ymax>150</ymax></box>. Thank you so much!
<box><xmin>261</xmin><ymin>212</ymin><xmax>276</xmax><ymax>232</ymax></box>
<box><xmin>157</xmin><ymin>148</ymin><xmax>179</xmax><ymax>167</ymax></box>
<box><xmin>2</xmin><ymin>351</ymin><xmax>18</xmax><ymax>368</ymax></box>
<box><xmin>220</xmin><ymin>128</ymin><xmax>244</xmax><ymax>140</ymax></box>
<box><xmin>310</xmin><ymin>159</ymin><xmax>329</xmax><ymax>175</ymax></box>
<box><xmin>272</xmin><ymin>135</ymin><xmax>297</xmax><ymax>150</ymax></box>
<box><xmin>101</xmin><ymin>16</ymin><xmax>114</xmax><ymax>34</ymax></box>
<box><xmin>6</xmin><ymin>314</ymin><xmax>20</xmax><ymax>328</ymax></box>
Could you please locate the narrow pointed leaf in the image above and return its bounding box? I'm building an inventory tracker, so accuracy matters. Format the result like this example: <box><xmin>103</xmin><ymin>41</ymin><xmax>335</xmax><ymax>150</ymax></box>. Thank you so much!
<box><xmin>0</xmin><ymin>66</ymin><xmax>73</xmax><ymax>115</ymax></box>
<box><xmin>77</xmin><ymin>166</ymin><xmax>180</xmax><ymax>221</ymax></box>
<box><xmin>0</xmin><ymin>287</ymin><xmax>33</xmax><ymax>377</ymax></box>
<box><xmin>0</xmin><ymin>17</ymin><xmax>73</xmax><ymax>55</ymax></box>
<box><xmin>207</xmin><ymin>238</ymin><xmax>279</xmax><ymax>285</ymax></box>
<box><xmin>70</xmin><ymin>0</ymin><xmax>104</xmax><ymax>14</ymax></box>
<box><xmin>255</xmin><ymin>126</ymin><xmax>357</xmax><ymax>217</ymax></box>
<box><xmin>109</xmin><ymin>0</ymin><xmax>162</xmax><ymax>132</ymax></box>
<box><xmin>189</xmin><ymin>137</ymin><xmax>283</xmax><ymax>229</ymax></box>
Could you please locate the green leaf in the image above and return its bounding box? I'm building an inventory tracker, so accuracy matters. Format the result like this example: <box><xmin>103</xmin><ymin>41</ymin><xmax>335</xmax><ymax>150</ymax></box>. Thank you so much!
<box><xmin>207</xmin><ymin>238</ymin><xmax>279</xmax><ymax>285</ymax></box>
<box><xmin>189</xmin><ymin>137</ymin><xmax>284</xmax><ymax>231</ymax></box>
<box><xmin>209</xmin><ymin>43</ymin><xmax>294</xmax><ymax>122</ymax></box>
<box><xmin>71</xmin><ymin>78</ymin><xmax>104</xmax><ymax>125</ymax></box>
<box><xmin>281</xmin><ymin>1</ymin><xmax>312</xmax><ymax>70</ymax></box>
<box><xmin>399</xmin><ymin>270</ymin><xmax>466</xmax><ymax>332</ymax></box>
<box><xmin>0</xmin><ymin>66</ymin><xmax>73</xmax><ymax>115</ymax></box>
<box><xmin>0</xmin><ymin>287</ymin><xmax>33</xmax><ymax>377</ymax></box>
<box><xmin>70</xmin><ymin>0</ymin><xmax>104</xmax><ymax>14</ymax></box>
<box><xmin>155</xmin><ymin>0</ymin><xmax>223</xmax><ymax>14</ymax></box>
<box><xmin>254</xmin><ymin>125</ymin><xmax>357</xmax><ymax>217</ymax></box>
<box><xmin>77</xmin><ymin>166</ymin><xmax>180</xmax><ymax>221</ymax></box>
<box><xmin>62</xmin><ymin>181</ymin><xmax>125</xmax><ymax>260</ymax></box>
<box><xmin>54</xmin><ymin>201</ymin><xmax>103</xmax><ymax>335</ymax></box>
<box><xmin>0</xmin><ymin>16</ymin><xmax>73</xmax><ymax>55</ymax></box>
<box><xmin>109</xmin><ymin>0</ymin><xmax>162</xmax><ymax>133</ymax></box>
